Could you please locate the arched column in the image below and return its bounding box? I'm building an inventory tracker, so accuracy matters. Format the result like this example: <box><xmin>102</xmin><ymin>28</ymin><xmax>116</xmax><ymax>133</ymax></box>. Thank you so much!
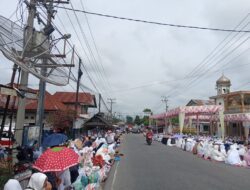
<box><xmin>179</xmin><ymin>112</ymin><xmax>185</xmax><ymax>134</ymax></box>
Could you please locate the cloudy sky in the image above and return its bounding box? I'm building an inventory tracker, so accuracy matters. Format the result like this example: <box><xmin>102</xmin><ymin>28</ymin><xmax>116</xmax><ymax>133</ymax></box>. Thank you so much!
<box><xmin>1</xmin><ymin>0</ymin><xmax>250</xmax><ymax>118</ymax></box>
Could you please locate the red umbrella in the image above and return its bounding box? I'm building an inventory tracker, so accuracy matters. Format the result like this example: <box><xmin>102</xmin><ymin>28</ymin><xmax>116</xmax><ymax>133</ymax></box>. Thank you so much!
<box><xmin>33</xmin><ymin>147</ymin><xmax>79</xmax><ymax>172</ymax></box>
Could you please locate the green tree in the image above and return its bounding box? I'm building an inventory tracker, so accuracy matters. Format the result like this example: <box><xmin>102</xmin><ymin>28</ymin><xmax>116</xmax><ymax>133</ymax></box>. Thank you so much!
<box><xmin>141</xmin><ymin>115</ymin><xmax>149</xmax><ymax>126</ymax></box>
<box><xmin>170</xmin><ymin>117</ymin><xmax>179</xmax><ymax>124</ymax></box>
<box><xmin>134</xmin><ymin>115</ymin><xmax>141</xmax><ymax>125</ymax></box>
<box><xmin>46</xmin><ymin>109</ymin><xmax>76</xmax><ymax>133</ymax></box>
<box><xmin>126</xmin><ymin>115</ymin><xmax>133</xmax><ymax>124</ymax></box>
<box><xmin>143</xmin><ymin>108</ymin><xmax>152</xmax><ymax>115</ymax></box>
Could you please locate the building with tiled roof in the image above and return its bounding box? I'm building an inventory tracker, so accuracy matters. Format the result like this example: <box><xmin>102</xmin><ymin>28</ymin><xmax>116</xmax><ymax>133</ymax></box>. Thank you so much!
<box><xmin>0</xmin><ymin>85</ymin><xmax>96</xmax><ymax>128</ymax></box>
<box><xmin>186</xmin><ymin>99</ymin><xmax>215</xmax><ymax>106</ymax></box>
<box><xmin>52</xmin><ymin>92</ymin><xmax>96</xmax><ymax>115</ymax></box>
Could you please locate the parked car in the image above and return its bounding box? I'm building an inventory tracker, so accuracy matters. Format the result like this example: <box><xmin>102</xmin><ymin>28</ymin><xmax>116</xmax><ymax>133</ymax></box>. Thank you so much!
<box><xmin>131</xmin><ymin>126</ymin><xmax>141</xmax><ymax>134</ymax></box>
<box><xmin>0</xmin><ymin>131</ymin><xmax>14</xmax><ymax>148</ymax></box>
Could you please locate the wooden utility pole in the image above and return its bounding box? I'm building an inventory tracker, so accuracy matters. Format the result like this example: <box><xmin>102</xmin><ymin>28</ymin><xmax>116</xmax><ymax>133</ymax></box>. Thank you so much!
<box><xmin>98</xmin><ymin>93</ymin><xmax>101</xmax><ymax>113</ymax></box>
<box><xmin>75</xmin><ymin>58</ymin><xmax>82</xmax><ymax>115</ymax></box>
<box><xmin>0</xmin><ymin>64</ymin><xmax>18</xmax><ymax>140</ymax></box>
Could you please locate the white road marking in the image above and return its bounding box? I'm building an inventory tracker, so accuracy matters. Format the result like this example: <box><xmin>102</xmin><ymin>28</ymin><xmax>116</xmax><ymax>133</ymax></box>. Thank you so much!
<box><xmin>111</xmin><ymin>161</ymin><xmax>120</xmax><ymax>190</ymax></box>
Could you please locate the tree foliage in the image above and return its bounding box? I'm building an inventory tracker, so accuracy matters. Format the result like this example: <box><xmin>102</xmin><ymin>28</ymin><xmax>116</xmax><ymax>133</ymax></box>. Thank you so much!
<box><xmin>46</xmin><ymin>110</ymin><xmax>76</xmax><ymax>132</ymax></box>
<box><xmin>141</xmin><ymin>115</ymin><xmax>149</xmax><ymax>126</ymax></box>
<box><xmin>143</xmin><ymin>108</ymin><xmax>152</xmax><ymax>114</ymax></box>
<box><xmin>134</xmin><ymin>115</ymin><xmax>141</xmax><ymax>125</ymax></box>
<box><xmin>126</xmin><ymin>115</ymin><xmax>133</xmax><ymax>124</ymax></box>
<box><xmin>170</xmin><ymin>117</ymin><xmax>179</xmax><ymax>124</ymax></box>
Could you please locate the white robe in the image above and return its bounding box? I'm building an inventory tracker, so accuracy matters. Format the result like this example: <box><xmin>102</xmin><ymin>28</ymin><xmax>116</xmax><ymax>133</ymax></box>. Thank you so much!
<box><xmin>225</xmin><ymin>144</ymin><xmax>242</xmax><ymax>165</ymax></box>
<box><xmin>211</xmin><ymin>145</ymin><xmax>225</xmax><ymax>162</ymax></box>
<box><xmin>176</xmin><ymin>138</ymin><xmax>182</xmax><ymax>148</ymax></box>
<box><xmin>4</xmin><ymin>179</ymin><xmax>22</xmax><ymax>190</ymax></box>
<box><xmin>186</xmin><ymin>140</ymin><xmax>193</xmax><ymax>152</ymax></box>
<box><xmin>26</xmin><ymin>173</ymin><xmax>47</xmax><ymax>190</ymax></box>
<box><xmin>204</xmin><ymin>143</ymin><xmax>213</xmax><ymax>159</ymax></box>
<box><xmin>197</xmin><ymin>142</ymin><xmax>204</xmax><ymax>156</ymax></box>
<box><xmin>219</xmin><ymin>144</ymin><xmax>227</xmax><ymax>157</ymax></box>
<box><xmin>57</xmin><ymin>169</ymin><xmax>71</xmax><ymax>190</ymax></box>
<box><xmin>238</xmin><ymin>145</ymin><xmax>246</xmax><ymax>156</ymax></box>
<box><xmin>167</xmin><ymin>138</ymin><xmax>173</xmax><ymax>146</ymax></box>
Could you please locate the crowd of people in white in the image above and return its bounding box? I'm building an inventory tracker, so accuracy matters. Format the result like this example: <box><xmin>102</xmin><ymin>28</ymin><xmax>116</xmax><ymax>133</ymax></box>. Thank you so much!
<box><xmin>155</xmin><ymin>134</ymin><xmax>250</xmax><ymax>167</ymax></box>
<box><xmin>3</xmin><ymin>130</ymin><xmax>122</xmax><ymax>190</ymax></box>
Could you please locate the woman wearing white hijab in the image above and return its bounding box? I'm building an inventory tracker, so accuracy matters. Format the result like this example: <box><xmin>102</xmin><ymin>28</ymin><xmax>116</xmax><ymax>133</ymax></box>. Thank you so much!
<box><xmin>204</xmin><ymin>142</ymin><xmax>213</xmax><ymax>160</ymax></box>
<box><xmin>211</xmin><ymin>145</ymin><xmax>226</xmax><ymax>162</ymax></box>
<box><xmin>225</xmin><ymin>144</ymin><xmax>242</xmax><ymax>166</ymax></box>
<box><xmin>4</xmin><ymin>179</ymin><xmax>22</xmax><ymax>190</ymax></box>
<box><xmin>25</xmin><ymin>173</ymin><xmax>48</xmax><ymax>190</ymax></box>
<box><xmin>197</xmin><ymin>141</ymin><xmax>205</xmax><ymax>157</ymax></box>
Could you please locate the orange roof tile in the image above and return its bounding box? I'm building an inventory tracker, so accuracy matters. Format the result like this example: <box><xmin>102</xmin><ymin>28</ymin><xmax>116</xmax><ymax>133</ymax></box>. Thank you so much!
<box><xmin>52</xmin><ymin>92</ymin><xmax>96</xmax><ymax>106</ymax></box>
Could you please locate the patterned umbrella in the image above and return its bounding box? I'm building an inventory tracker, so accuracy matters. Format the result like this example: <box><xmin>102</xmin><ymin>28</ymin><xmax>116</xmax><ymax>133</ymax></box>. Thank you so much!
<box><xmin>33</xmin><ymin>147</ymin><xmax>79</xmax><ymax>172</ymax></box>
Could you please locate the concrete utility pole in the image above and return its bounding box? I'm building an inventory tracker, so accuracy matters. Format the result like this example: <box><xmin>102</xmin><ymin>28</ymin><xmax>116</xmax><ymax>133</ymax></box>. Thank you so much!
<box><xmin>36</xmin><ymin>0</ymin><xmax>54</xmax><ymax>146</ymax></box>
<box><xmin>15</xmin><ymin>0</ymin><xmax>37</xmax><ymax>145</ymax></box>
<box><xmin>107</xmin><ymin>98</ymin><xmax>116</xmax><ymax>123</ymax></box>
<box><xmin>162</xmin><ymin>96</ymin><xmax>169</xmax><ymax>134</ymax></box>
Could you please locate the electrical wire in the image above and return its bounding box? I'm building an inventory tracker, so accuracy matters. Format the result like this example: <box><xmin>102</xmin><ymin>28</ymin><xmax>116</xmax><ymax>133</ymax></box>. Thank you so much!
<box><xmin>163</xmin><ymin>14</ymin><xmax>250</xmax><ymax>98</ymax></box>
<box><xmin>60</xmin><ymin>7</ymin><xmax>103</xmax><ymax>93</ymax></box>
<box><xmin>68</xmin><ymin>2</ymin><xmax>112</xmax><ymax>97</ymax></box>
<box><xmin>37</xmin><ymin>6</ymin><xmax>102</xmax><ymax>95</ymax></box>
<box><xmin>51</xmin><ymin>7</ymin><xmax>111</xmax><ymax>113</ymax></box>
<box><xmin>78</xmin><ymin>0</ymin><xmax>113</xmax><ymax>92</ymax></box>
<box><xmin>55</xmin><ymin>6</ymin><xmax>250</xmax><ymax>33</ymax></box>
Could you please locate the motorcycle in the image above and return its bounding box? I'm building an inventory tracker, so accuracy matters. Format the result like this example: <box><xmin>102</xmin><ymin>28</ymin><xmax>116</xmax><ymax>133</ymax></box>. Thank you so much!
<box><xmin>146</xmin><ymin>133</ymin><xmax>153</xmax><ymax>145</ymax></box>
<box><xmin>14</xmin><ymin>140</ymin><xmax>37</xmax><ymax>174</ymax></box>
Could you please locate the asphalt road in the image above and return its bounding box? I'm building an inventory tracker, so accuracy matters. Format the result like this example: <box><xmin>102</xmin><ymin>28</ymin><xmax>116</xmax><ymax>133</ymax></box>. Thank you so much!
<box><xmin>104</xmin><ymin>134</ymin><xmax>250</xmax><ymax>190</ymax></box>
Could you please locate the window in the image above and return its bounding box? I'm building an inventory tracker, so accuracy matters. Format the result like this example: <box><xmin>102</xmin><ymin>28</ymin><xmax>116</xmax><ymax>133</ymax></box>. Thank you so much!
<box><xmin>25</xmin><ymin>116</ymin><xmax>28</xmax><ymax>119</ymax></box>
<box><xmin>31</xmin><ymin>116</ymin><xmax>35</xmax><ymax>119</ymax></box>
<box><xmin>219</xmin><ymin>102</ymin><xmax>222</xmax><ymax>105</ymax></box>
<box><xmin>203</xmin><ymin>125</ymin><xmax>209</xmax><ymax>131</ymax></box>
<box><xmin>244</xmin><ymin>94</ymin><xmax>250</xmax><ymax>105</ymax></box>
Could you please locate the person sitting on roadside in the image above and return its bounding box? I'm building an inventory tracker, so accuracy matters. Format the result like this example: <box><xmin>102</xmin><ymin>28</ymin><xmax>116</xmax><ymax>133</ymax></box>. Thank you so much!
<box><xmin>106</xmin><ymin>130</ymin><xmax>115</xmax><ymax>144</ymax></box>
<box><xmin>225</xmin><ymin>144</ymin><xmax>242</xmax><ymax>166</ymax></box>
<box><xmin>4</xmin><ymin>179</ymin><xmax>22</xmax><ymax>190</ymax></box>
<box><xmin>25</xmin><ymin>172</ymin><xmax>52</xmax><ymax>190</ymax></box>
<box><xmin>243</xmin><ymin>144</ymin><xmax>250</xmax><ymax>167</ymax></box>
<box><xmin>197</xmin><ymin>140</ymin><xmax>205</xmax><ymax>157</ymax></box>
<box><xmin>211</xmin><ymin>144</ymin><xmax>226</xmax><ymax>162</ymax></box>
<box><xmin>83</xmin><ymin>136</ymin><xmax>92</xmax><ymax>147</ymax></box>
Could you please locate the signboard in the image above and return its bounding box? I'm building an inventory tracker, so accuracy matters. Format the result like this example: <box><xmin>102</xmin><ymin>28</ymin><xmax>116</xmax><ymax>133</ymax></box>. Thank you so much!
<box><xmin>0</xmin><ymin>87</ymin><xmax>17</xmax><ymax>96</ymax></box>
<box><xmin>0</xmin><ymin>86</ymin><xmax>37</xmax><ymax>99</ymax></box>
<box><xmin>23</xmin><ymin>91</ymin><xmax>38</xmax><ymax>99</ymax></box>
<box><xmin>28</xmin><ymin>126</ymin><xmax>40</xmax><ymax>139</ymax></box>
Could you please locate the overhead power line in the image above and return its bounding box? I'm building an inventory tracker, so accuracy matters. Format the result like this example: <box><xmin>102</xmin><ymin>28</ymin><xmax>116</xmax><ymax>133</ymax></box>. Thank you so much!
<box><xmin>162</xmin><ymin>14</ymin><xmax>250</xmax><ymax>98</ymax></box>
<box><xmin>55</xmin><ymin>6</ymin><xmax>250</xmax><ymax>33</ymax></box>
<box><xmin>79</xmin><ymin>0</ymin><xmax>113</xmax><ymax>92</ymax></box>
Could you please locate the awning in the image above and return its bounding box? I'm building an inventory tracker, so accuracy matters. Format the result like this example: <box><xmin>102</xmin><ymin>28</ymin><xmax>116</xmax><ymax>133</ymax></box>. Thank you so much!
<box><xmin>166</xmin><ymin>105</ymin><xmax>223</xmax><ymax>118</ymax></box>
